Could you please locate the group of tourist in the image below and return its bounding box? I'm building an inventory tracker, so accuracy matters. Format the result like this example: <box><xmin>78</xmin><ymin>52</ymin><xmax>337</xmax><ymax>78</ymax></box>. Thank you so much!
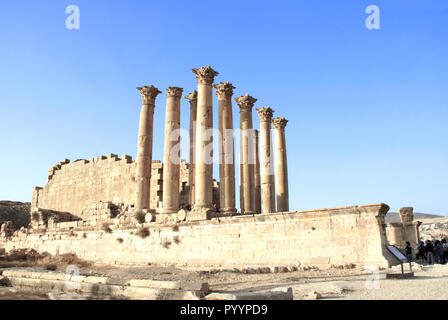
<box><xmin>406</xmin><ymin>239</ymin><xmax>448</xmax><ymax>265</ymax></box>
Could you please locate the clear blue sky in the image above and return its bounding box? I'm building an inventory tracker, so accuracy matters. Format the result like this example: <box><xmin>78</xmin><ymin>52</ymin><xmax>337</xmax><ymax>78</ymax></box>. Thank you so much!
<box><xmin>0</xmin><ymin>0</ymin><xmax>447</xmax><ymax>214</ymax></box>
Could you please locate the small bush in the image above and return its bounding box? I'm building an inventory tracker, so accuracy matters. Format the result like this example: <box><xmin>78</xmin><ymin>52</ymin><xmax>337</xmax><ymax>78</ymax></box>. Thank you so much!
<box><xmin>137</xmin><ymin>227</ymin><xmax>150</xmax><ymax>239</ymax></box>
<box><xmin>109</xmin><ymin>203</ymin><xmax>120</xmax><ymax>218</ymax></box>
<box><xmin>162</xmin><ymin>240</ymin><xmax>172</xmax><ymax>249</ymax></box>
<box><xmin>82</xmin><ymin>233</ymin><xmax>87</xmax><ymax>239</ymax></box>
<box><xmin>102</xmin><ymin>223</ymin><xmax>112</xmax><ymax>233</ymax></box>
<box><xmin>135</xmin><ymin>211</ymin><xmax>146</xmax><ymax>224</ymax></box>
<box><xmin>31</xmin><ymin>212</ymin><xmax>40</xmax><ymax>221</ymax></box>
<box><xmin>173</xmin><ymin>236</ymin><xmax>180</xmax><ymax>244</ymax></box>
<box><xmin>172</xmin><ymin>225</ymin><xmax>179</xmax><ymax>232</ymax></box>
<box><xmin>44</xmin><ymin>264</ymin><xmax>57</xmax><ymax>271</ymax></box>
<box><xmin>116</xmin><ymin>237</ymin><xmax>124</xmax><ymax>243</ymax></box>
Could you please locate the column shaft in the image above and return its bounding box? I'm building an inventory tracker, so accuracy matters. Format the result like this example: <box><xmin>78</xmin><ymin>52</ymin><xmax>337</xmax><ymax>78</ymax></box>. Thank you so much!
<box><xmin>185</xmin><ymin>91</ymin><xmax>198</xmax><ymax>205</ymax></box>
<box><xmin>215</xmin><ymin>81</ymin><xmax>237</xmax><ymax>214</ymax></box>
<box><xmin>135</xmin><ymin>86</ymin><xmax>161</xmax><ymax>211</ymax></box>
<box><xmin>257</xmin><ymin>107</ymin><xmax>275</xmax><ymax>214</ymax></box>
<box><xmin>273</xmin><ymin>117</ymin><xmax>289</xmax><ymax>212</ymax></box>
<box><xmin>254</xmin><ymin>129</ymin><xmax>262</xmax><ymax>213</ymax></box>
<box><xmin>161</xmin><ymin>87</ymin><xmax>183</xmax><ymax>214</ymax></box>
<box><xmin>192</xmin><ymin>66</ymin><xmax>219</xmax><ymax>211</ymax></box>
<box><xmin>236</xmin><ymin>94</ymin><xmax>257</xmax><ymax>214</ymax></box>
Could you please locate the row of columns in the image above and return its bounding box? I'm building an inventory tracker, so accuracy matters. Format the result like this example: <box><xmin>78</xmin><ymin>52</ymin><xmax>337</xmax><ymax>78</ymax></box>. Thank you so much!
<box><xmin>135</xmin><ymin>66</ymin><xmax>289</xmax><ymax>217</ymax></box>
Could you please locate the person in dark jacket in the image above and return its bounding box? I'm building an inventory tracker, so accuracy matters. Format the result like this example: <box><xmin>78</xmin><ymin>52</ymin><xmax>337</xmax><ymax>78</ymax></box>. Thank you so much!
<box><xmin>405</xmin><ymin>242</ymin><xmax>413</xmax><ymax>262</ymax></box>
<box><xmin>435</xmin><ymin>240</ymin><xmax>444</xmax><ymax>264</ymax></box>
<box><xmin>425</xmin><ymin>240</ymin><xmax>434</xmax><ymax>265</ymax></box>
<box><xmin>442</xmin><ymin>239</ymin><xmax>448</xmax><ymax>264</ymax></box>
<box><xmin>417</xmin><ymin>241</ymin><xmax>426</xmax><ymax>262</ymax></box>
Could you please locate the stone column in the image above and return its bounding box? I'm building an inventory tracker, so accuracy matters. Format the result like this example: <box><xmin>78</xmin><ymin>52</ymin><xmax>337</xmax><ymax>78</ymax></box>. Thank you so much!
<box><xmin>192</xmin><ymin>66</ymin><xmax>219</xmax><ymax>214</ymax></box>
<box><xmin>185</xmin><ymin>91</ymin><xmax>198</xmax><ymax>205</ymax></box>
<box><xmin>135</xmin><ymin>85</ymin><xmax>161</xmax><ymax>211</ymax></box>
<box><xmin>215</xmin><ymin>81</ymin><xmax>237</xmax><ymax>214</ymax></box>
<box><xmin>235</xmin><ymin>94</ymin><xmax>257</xmax><ymax>214</ymax></box>
<box><xmin>272</xmin><ymin>117</ymin><xmax>289</xmax><ymax>212</ymax></box>
<box><xmin>254</xmin><ymin>129</ymin><xmax>262</xmax><ymax>213</ymax></box>
<box><xmin>256</xmin><ymin>107</ymin><xmax>275</xmax><ymax>214</ymax></box>
<box><xmin>160</xmin><ymin>87</ymin><xmax>183</xmax><ymax>214</ymax></box>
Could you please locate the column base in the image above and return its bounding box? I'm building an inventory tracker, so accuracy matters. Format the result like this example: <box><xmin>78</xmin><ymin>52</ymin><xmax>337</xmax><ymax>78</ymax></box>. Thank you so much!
<box><xmin>155</xmin><ymin>213</ymin><xmax>178</xmax><ymax>224</ymax></box>
<box><xmin>159</xmin><ymin>208</ymin><xmax>179</xmax><ymax>215</ymax></box>
<box><xmin>220</xmin><ymin>207</ymin><xmax>238</xmax><ymax>215</ymax></box>
<box><xmin>244</xmin><ymin>212</ymin><xmax>257</xmax><ymax>215</ymax></box>
<box><xmin>188</xmin><ymin>206</ymin><xmax>215</xmax><ymax>221</ymax></box>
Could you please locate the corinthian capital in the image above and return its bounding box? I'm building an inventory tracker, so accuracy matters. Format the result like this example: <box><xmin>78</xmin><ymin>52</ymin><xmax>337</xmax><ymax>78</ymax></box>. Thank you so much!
<box><xmin>192</xmin><ymin>65</ymin><xmax>219</xmax><ymax>85</ymax></box>
<box><xmin>137</xmin><ymin>85</ymin><xmax>161</xmax><ymax>105</ymax></box>
<box><xmin>167</xmin><ymin>86</ymin><xmax>184</xmax><ymax>98</ymax></box>
<box><xmin>256</xmin><ymin>107</ymin><xmax>275</xmax><ymax>122</ymax></box>
<box><xmin>214</xmin><ymin>81</ymin><xmax>235</xmax><ymax>99</ymax></box>
<box><xmin>272</xmin><ymin>117</ymin><xmax>288</xmax><ymax>129</ymax></box>
<box><xmin>184</xmin><ymin>90</ymin><xmax>198</xmax><ymax>102</ymax></box>
<box><xmin>235</xmin><ymin>94</ymin><xmax>257</xmax><ymax>112</ymax></box>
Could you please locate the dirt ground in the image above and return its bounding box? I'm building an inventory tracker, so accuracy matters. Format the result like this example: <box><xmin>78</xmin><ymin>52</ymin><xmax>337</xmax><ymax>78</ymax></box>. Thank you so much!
<box><xmin>2</xmin><ymin>260</ymin><xmax>448</xmax><ymax>300</ymax></box>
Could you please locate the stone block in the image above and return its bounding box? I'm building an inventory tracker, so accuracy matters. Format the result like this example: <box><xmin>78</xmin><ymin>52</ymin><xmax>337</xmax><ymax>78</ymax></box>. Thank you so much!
<box><xmin>206</xmin><ymin>287</ymin><xmax>293</xmax><ymax>300</ymax></box>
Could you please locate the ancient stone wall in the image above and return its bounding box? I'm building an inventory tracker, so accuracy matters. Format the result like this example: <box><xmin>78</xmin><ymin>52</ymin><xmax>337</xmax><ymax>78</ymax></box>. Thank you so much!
<box><xmin>32</xmin><ymin>155</ymin><xmax>139</xmax><ymax>217</ymax></box>
<box><xmin>31</xmin><ymin>156</ymin><xmax>218</xmax><ymax>219</ymax></box>
<box><xmin>384</xmin><ymin>207</ymin><xmax>421</xmax><ymax>249</ymax></box>
<box><xmin>0</xmin><ymin>204</ymin><xmax>395</xmax><ymax>269</ymax></box>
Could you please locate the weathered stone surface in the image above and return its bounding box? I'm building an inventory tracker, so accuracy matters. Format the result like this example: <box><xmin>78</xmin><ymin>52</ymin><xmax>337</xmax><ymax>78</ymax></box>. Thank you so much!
<box><xmin>4</xmin><ymin>272</ymin><xmax>204</xmax><ymax>300</ymax></box>
<box><xmin>305</xmin><ymin>291</ymin><xmax>322</xmax><ymax>300</ymax></box>
<box><xmin>206</xmin><ymin>287</ymin><xmax>293</xmax><ymax>300</ymax></box>
<box><xmin>398</xmin><ymin>207</ymin><xmax>414</xmax><ymax>224</ymax></box>
<box><xmin>0</xmin><ymin>204</ymin><xmax>395</xmax><ymax>269</ymax></box>
<box><xmin>127</xmin><ymin>279</ymin><xmax>209</xmax><ymax>293</ymax></box>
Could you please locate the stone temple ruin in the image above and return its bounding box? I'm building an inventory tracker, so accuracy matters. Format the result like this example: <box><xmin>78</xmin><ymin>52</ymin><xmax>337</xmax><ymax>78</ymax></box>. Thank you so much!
<box><xmin>0</xmin><ymin>66</ymin><xmax>421</xmax><ymax>270</ymax></box>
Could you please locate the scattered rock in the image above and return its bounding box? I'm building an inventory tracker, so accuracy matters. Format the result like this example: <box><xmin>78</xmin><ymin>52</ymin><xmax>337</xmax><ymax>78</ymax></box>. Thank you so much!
<box><xmin>305</xmin><ymin>291</ymin><xmax>322</xmax><ymax>300</ymax></box>
<box><xmin>0</xmin><ymin>276</ymin><xmax>11</xmax><ymax>287</ymax></box>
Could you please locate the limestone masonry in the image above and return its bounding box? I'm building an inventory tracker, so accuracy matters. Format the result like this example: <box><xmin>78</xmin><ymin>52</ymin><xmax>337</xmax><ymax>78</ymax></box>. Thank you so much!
<box><xmin>0</xmin><ymin>66</ymin><xmax>420</xmax><ymax>269</ymax></box>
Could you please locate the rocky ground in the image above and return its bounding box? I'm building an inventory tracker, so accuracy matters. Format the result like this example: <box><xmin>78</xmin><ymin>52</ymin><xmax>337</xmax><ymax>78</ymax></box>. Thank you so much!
<box><xmin>418</xmin><ymin>216</ymin><xmax>448</xmax><ymax>241</ymax></box>
<box><xmin>1</xmin><ymin>261</ymin><xmax>448</xmax><ymax>300</ymax></box>
<box><xmin>1</xmin><ymin>204</ymin><xmax>447</xmax><ymax>299</ymax></box>
<box><xmin>0</xmin><ymin>201</ymin><xmax>30</xmax><ymax>230</ymax></box>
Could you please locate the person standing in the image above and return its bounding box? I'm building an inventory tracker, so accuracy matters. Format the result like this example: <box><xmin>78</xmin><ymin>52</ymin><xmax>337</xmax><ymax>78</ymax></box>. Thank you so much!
<box><xmin>417</xmin><ymin>241</ymin><xmax>425</xmax><ymax>263</ymax></box>
<box><xmin>425</xmin><ymin>240</ymin><xmax>434</xmax><ymax>265</ymax></box>
<box><xmin>435</xmin><ymin>240</ymin><xmax>444</xmax><ymax>264</ymax></box>
<box><xmin>405</xmin><ymin>242</ymin><xmax>413</xmax><ymax>262</ymax></box>
<box><xmin>442</xmin><ymin>239</ymin><xmax>448</xmax><ymax>264</ymax></box>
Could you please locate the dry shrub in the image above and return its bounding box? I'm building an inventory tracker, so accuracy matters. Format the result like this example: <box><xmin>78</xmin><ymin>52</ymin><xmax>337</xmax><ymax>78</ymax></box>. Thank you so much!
<box><xmin>5</xmin><ymin>249</ymin><xmax>27</xmax><ymax>261</ymax></box>
<box><xmin>2</xmin><ymin>250</ymin><xmax>92</xmax><ymax>269</ymax></box>
<box><xmin>137</xmin><ymin>227</ymin><xmax>150</xmax><ymax>239</ymax></box>
<box><xmin>102</xmin><ymin>223</ymin><xmax>112</xmax><ymax>233</ymax></box>
<box><xmin>172</xmin><ymin>224</ymin><xmax>179</xmax><ymax>232</ymax></box>
<box><xmin>41</xmin><ymin>253</ymin><xmax>92</xmax><ymax>268</ymax></box>
<box><xmin>82</xmin><ymin>233</ymin><xmax>87</xmax><ymax>239</ymax></box>
<box><xmin>162</xmin><ymin>240</ymin><xmax>172</xmax><ymax>249</ymax></box>
<box><xmin>44</xmin><ymin>264</ymin><xmax>57</xmax><ymax>271</ymax></box>
<box><xmin>31</xmin><ymin>212</ymin><xmax>40</xmax><ymax>221</ymax></box>
<box><xmin>134</xmin><ymin>211</ymin><xmax>146</xmax><ymax>224</ymax></box>
<box><xmin>173</xmin><ymin>236</ymin><xmax>180</xmax><ymax>244</ymax></box>
<box><xmin>116</xmin><ymin>237</ymin><xmax>124</xmax><ymax>243</ymax></box>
